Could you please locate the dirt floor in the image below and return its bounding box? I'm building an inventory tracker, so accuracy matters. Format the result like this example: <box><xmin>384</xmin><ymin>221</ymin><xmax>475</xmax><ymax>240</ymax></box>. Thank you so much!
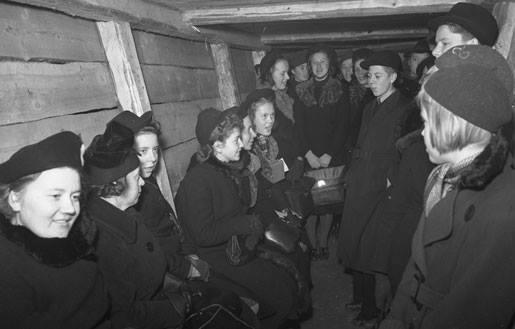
<box><xmin>301</xmin><ymin>235</ymin><xmax>361</xmax><ymax>329</ymax></box>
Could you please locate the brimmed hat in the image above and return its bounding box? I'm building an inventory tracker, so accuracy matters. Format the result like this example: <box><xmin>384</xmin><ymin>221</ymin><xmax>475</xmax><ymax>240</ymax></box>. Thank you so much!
<box><xmin>83</xmin><ymin>121</ymin><xmax>139</xmax><ymax>185</ymax></box>
<box><xmin>195</xmin><ymin>108</ymin><xmax>225</xmax><ymax>146</ymax></box>
<box><xmin>109</xmin><ymin>111</ymin><xmax>153</xmax><ymax>134</ymax></box>
<box><xmin>435</xmin><ymin>45</ymin><xmax>514</xmax><ymax>100</ymax></box>
<box><xmin>425</xmin><ymin>65</ymin><xmax>511</xmax><ymax>132</ymax></box>
<box><xmin>360</xmin><ymin>50</ymin><xmax>402</xmax><ymax>72</ymax></box>
<box><xmin>287</xmin><ymin>50</ymin><xmax>308</xmax><ymax>69</ymax></box>
<box><xmin>428</xmin><ymin>2</ymin><xmax>499</xmax><ymax>46</ymax></box>
<box><xmin>0</xmin><ymin>131</ymin><xmax>83</xmax><ymax>184</ymax></box>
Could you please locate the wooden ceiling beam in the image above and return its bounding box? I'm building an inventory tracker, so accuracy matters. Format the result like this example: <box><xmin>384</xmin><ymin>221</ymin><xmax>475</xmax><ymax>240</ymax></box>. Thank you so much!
<box><xmin>183</xmin><ymin>0</ymin><xmax>483</xmax><ymax>25</ymax></box>
<box><xmin>262</xmin><ymin>28</ymin><xmax>429</xmax><ymax>44</ymax></box>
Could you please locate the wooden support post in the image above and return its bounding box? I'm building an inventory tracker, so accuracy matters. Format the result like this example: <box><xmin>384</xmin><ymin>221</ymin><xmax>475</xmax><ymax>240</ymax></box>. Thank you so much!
<box><xmin>210</xmin><ymin>42</ymin><xmax>240</xmax><ymax>109</ymax></box>
<box><xmin>493</xmin><ymin>1</ymin><xmax>515</xmax><ymax>100</ymax></box>
<box><xmin>97</xmin><ymin>20</ymin><xmax>176</xmax><ymax>212</ymax></box>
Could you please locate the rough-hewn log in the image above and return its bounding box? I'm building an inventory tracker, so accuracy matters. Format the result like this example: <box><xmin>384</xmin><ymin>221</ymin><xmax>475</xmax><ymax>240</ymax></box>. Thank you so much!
<box><xmin>184</xmin><ymin>0</ymin><xmax>482</xmax><ymax>25</ymax></box>
<box><xmin>210</xmin><ymin>42</ymin><xmax>240</xmax><ymax>109</ymax></box>
<box><xmin>494</xmin><ymin>2</ymin><xmax>515</xmax><ymax>58</ymax></box>
<box><xmin>0</xmin><ymin>62</ymin><xmax>116</xmax><ymax>125</ymax></box>
<box><xmin>97</xmin><ymin>20</ymin><xmax>176</xmax><ymax>209</ymax></box>
<box><xmin>262</xmin><ymin>28</ymin><xmax>429</xmax><ymax>45</ymax></box>
<box><xmin>198</xmin><ymin>27</ymin><xmax>267</xmax><ymax>50</ymax></box>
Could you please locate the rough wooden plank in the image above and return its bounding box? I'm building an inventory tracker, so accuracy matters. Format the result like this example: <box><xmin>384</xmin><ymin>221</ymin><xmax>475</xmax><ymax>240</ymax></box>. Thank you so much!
<box><xmin>0</xmin><ymin>62</ymin><xmax>117</xmax><ymax>125</ymax></box>
<box><xmin>183</xmin><ymin>0</ymin><xmax>482</xmax><ymax>25</ymax></box>
<box><xmin>152</xmin><ymin>97</ymin><xmax>222</xmax><ymax>149</ymax></box>
<box><xmin>163</xmin><ymin>139</ymin><xmax>199</xmax><ymax>193</ymax></box>
<box><xmin>494</xmin><ymin>2</ymin><xmax>515</xmax><ymax>59</ymax></box>
<box><xmin>0</xmin><ymin>3</ymin><xmax>105</xmax><ymax>62</ymax></box>
<box><xmin>230</xmin><ymin>48</ymin><xmax>256</xmax><ymax>95</ymax></box>
<box><xmin>97</xmin><ymin>20</ymin><xmax>176</xmax><ymax>209</ymax></box>
<box><xmin>133</xmin><ymin>31</ymin><xmax>214</xmax><ymax>69</ymax></box>
<box><xmin>211</xmin><ymin>43</ymin><xmax>239</xmax><ymax>109</ymax></box>
<box><xmin>197</xmin><ymin>27</ymin><xmax>267</xmax><ymax>50</ymax></box>
<box><xmin>142</xmin><ymin>65</ymin><xmax>219</xmax><ymax>104</ymax></box>
<box><xmin>0</xmin><ymin>109</ymin><xmax>118</xmax><ymax>162</ymax></box>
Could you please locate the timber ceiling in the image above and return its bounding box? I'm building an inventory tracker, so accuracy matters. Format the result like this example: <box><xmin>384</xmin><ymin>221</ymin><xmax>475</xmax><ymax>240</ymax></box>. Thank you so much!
<box><xmin>146</xmin><ymin>0</ymin><xmax>495</xmax><ymax>52</ymax></box>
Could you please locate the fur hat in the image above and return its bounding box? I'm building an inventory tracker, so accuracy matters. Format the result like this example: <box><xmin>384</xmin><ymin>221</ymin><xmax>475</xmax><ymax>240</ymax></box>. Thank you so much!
<box><xmin>360</xmin><ymin>50</ymin><xmax>402</xmax><ymax>72</ymax></box>
<box><xmin>109</xmin><ymin>111</ymin><xmax>153</xmax><ymax>134</ymax></box>
<box><xmin>0</xmin><ymin>131</ymin><xmax>83</xmax><ymax>184</ymax></box>
<box><xmin>195</xmin><ymin>108</ymin><xmax>225</xmax><ymax>146</ymax></box>
<box><xmin>424</xmin><ymin>64</ymin><xmax>511</xmax><ymax>132</ymax></box>
<box><xmin>428</xmin><ymin>2</ymin><xmax>499</xmax><ymax>46</ymax></box>
<box><xmin>83</xmin><ymin>121</ymin><xmax>139</xmax><ymax>185</ymax></box>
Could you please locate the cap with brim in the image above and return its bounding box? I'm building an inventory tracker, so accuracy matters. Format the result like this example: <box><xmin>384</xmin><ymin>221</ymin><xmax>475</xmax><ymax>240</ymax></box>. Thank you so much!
<box><xmin>428</xmin><ymin>3</ymin><xmax>499</xmax><ymax>47</ymax></box>
<box><xmin>0</xmin><ymin>131</ymin><xmax>82</xmax><ymax>184</ymax></box>
<box><xmin>360</xmin><ymin>50</ymin><xmax>402</xmax><ymax>72</ymax></box>
<box><xmin>109</xmin><ymin>111</ymin><xmax>153</xmax><ymax>134</ymax></box>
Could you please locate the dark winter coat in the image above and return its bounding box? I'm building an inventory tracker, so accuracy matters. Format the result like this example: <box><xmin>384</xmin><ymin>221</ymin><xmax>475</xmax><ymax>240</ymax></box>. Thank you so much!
<box><xmin>86</xmin><ymin>196</ymin><xmax>184</xmax><ymax>329</ymax></box>
<box><xmin>294</xmin><ymin>76</ymin><xmax>350</xmax><ymax>165</ymax></box>
<box><xmin>338</xmin><ymin>90</ymin><xmax>412</xmax><ymax>269</ymax></box>
<box><xmin>0</xmin><ymin>216</ymin><xmax>110</xmax><ymax>329</ymax></box>
<box><xmin>175</xmin><ymin>156</ymin><xmax>298</xmax><ymax>328</ymax></box>
<box><xmin>135</xmin><ymin>176</ymin><xmax>191</xmax><ymax>278</ymax></box>
<box><xmin>384</xmin><ymin>139</ymin><xmax>515</xmax><ymax>329</ymax></box>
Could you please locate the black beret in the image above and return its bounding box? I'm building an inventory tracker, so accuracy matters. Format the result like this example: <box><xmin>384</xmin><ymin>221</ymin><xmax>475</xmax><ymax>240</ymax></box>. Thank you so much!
<box><xmin>360</xmin><ymin>50</ymin><xmax>402</xmax><ymax>72</ymax></box>
<box><xmin>109</xmin><ymin>111</ymin><xmax>153</xmax><ymax>134</ymax></box>
<box><xmin>0</xmin><ymin>131</ymin><xmax>83</xmax><ymax>184</ymax></box>
<box><xmin>428</xmin><ymin>2</ymin><xmax>499</xmax><ymax>47</ymax></box>
<box><xmin>259</xmin><ymin>51</ymin><xmax>286</xmax><ymax>79</ymax></box>
<box><xmin>83</xmin><ymin>121</ymin><xmax>139</xmax><ymax>185</ymax></box>
<box><xmin>195</xmin><ymin>108</ymin><xmax>224</xmax><ymax>146</ymax></box>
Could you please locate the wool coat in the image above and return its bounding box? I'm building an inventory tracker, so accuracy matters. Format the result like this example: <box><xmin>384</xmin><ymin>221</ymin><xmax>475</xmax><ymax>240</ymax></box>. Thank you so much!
<box><xmin>0</xmin><ymin>217</ymin><xmax>110</xmax><ymax>329</ymax></box>
<box><xmin>338</xmin><ymin>90</ymin><xmax>412</xmax><ymax>269</ymax></box>
<box><xmin>86</xmin><ymin>196</ymin><xmax>184</xmax><ymax>329</ymax></box>
<box><xmin>175</xmin><ymin>157</ymin><xmax>299</xmax><ymax>329</ymax></box>
<box><xmin>383</xmin><ymin>155</ymin><xmax>515</xmax><ymax>329</ymax></box>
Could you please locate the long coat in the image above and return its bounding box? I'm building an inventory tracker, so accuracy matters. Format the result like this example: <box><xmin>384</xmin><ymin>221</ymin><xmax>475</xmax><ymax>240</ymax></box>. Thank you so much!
<box><xmin>175</xmin><ymin>156</ymin><xmax>298</xmax><ymax>329</ymax></box>
<box><xmin>0</xmin><ymin>217</ymin><xmax>110</xmax><ymax>329</ymax></box>
<box><xmin>338</xmin><ymin>90</ymin><xmax>412</xmax><ymax>269</ymax></box>
<box><xmin>384</xmin><ymin>158</ymin><xmax>515</xmax><ymax>329</ymax></box>
<box><xmin>86</xmin><ymin>196</ymin><xmax>184</xmax><ymax>329</ymax></box>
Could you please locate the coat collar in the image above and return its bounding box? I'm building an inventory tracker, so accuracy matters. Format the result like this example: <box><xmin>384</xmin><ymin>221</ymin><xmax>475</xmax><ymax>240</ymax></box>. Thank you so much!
<box><xmin>86</xmin><ymin>196</ymin><xmax>137</xmax><ymax>244</ymax></box>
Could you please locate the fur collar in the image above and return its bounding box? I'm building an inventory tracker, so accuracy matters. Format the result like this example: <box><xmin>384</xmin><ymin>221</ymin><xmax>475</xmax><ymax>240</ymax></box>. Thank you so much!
<box><xmin>0</xmin><ymin>215</ymin><xmax>97</xmax><ymax>267</ymax></box>
<box><xmin>296</xmin><ymin>77</ymin><xmax>343</xmax><ymax>108</ymax></box>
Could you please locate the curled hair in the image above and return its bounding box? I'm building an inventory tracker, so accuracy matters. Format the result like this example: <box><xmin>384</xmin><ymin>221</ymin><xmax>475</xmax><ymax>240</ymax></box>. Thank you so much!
<box><xmin>417</xmin><ymin>86</ymin><xmax>491</xmax><ymax>154</ymax></box>
<box><xmin>0</xmin><ymin>172</ymin><xmax>41</xmax><ymax>219</ymax></box>
<box><xmin>87</xmin><ymin>176</ymin><xmax>127</xmax><ymax>199</ymax></box>
<box><xmin>195</xmin><ymin>113</ymin><xmax>243</xmax><ymax>163</ymax></box>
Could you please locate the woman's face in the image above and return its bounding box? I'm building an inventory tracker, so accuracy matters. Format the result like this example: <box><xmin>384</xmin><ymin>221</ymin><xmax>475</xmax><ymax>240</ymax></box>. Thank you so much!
<box><xmin>310</xmin><ymin>52</ymin><xmax>330</xmax><ymax>81</ymax></box>
<box><xmin>271</xmin><ymin>60</ymin><xmax>290</xmax><ymax>90</ymax></box>
<box><xmin>421</xmin><ymin>109</ymin><xmax>445</xmax><ymax>164</ymax></box>
<box><xmin>354</xmin><ymin>59</ymin><xmax>369</xmax><ymax>86</ymax></box>
<box><xmin>291</xmin><ymin>63</ymin><xmax>309</xmax><ymax>83</ymax></box>
<box><xmin>119</xmin><ymin>167</ymin><xmax>145</xmax><ymax>209</ymax></box>
<box><xmin>216</xmin><ymin>128</ymin><xmax>243</xmax><ymax>162</ymax></box>
<box><xmin>340</xmin><ymin>58</ymin><xmax>353</xmax><ymax>83</ymax></box>
<box><xmin>368</xmin><ymin>65</ymin><xmax>395</xmax><ymax>99</ymax></box>
<box><xmin>432</xmin><ymin>25</ymin><xmax>470</xmax><ymax>58</ymax></box>
<box><xmin>241</xmin><ymin>116</ymin><xmax>257</xmax><ymax>150</ymax></box>
<box><xmin>9</xmin><ymin>167</ymin><xmax>81</xmax><ymax>238</ymax></box>
<box><xmin>134</xmin><ymin>132</ymin><xmax>159</xmax><ymax>178</ymax></box>
<box><xmin>253</xmin><ymin>102</ymin><xmax>275</xmax><ymax>136</ymax></box>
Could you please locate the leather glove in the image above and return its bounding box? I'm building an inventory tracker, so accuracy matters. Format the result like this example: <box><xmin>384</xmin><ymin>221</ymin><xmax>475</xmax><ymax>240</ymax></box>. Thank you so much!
<box><xmin>319</xmin><ymin>153</ymin><xmax>332</xmax><ymax>168</ymax></box>
<box><xmin>286</xmin><ymin>157</ymin><xmax>305</xmax><ymax>182</ymax></box>
<box><xmin>186</xmin><ymin>255</ymin><xmax>210</xmax><ymax>281</ymax></box>
<box><xmin>375</xmin><ymin>273</ymin><xmax>392</xmax><ymax>313</ymax></box>
<box><xmin>305</xmin><ymin>150</ymin><xmax>321</xmax><ymax>169</ymax></box>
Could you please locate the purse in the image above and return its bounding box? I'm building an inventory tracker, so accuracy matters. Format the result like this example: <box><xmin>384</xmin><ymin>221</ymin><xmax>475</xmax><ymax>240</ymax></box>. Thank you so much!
<box><xmin>305</xmin><ymin>165</ymin><xmax>346</xmax><ymax>206</ymax></box>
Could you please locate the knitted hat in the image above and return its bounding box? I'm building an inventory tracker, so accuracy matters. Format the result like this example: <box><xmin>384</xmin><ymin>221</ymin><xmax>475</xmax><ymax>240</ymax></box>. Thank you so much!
<box><xmin>360</xmin><ymin>50</ymin><xmax>402</xmax><ymax>72</ymax></box>
<box><xmin>83</xmin><ymin>121</ymin><xmax>139</xmax><ymax>185</ymax></box>
<box><xmin>428</xmin><ymin>2</ymin><xmax>499</xmax><ymax>46</ymax></box>
<box><xmin>287</xmin><ymin>50</ymin><xmax>308</xmax><ymax>68</ymax></box>
<box><xmin>109</xmin><ymin>111</ymin><xmax>153</xmax><ymax>134</ymax></box>
<box><xmin>435</xmin><ymin>45</ymin><xmax>514</xmax><ymax>100</ymax></box>
<box><xmin>0</xmin><ymin>131</ymin><xmax>83</xmax><ymax>184</ymax></box>
<box><xmin>424</xmin><ymin>65</ymin><xmax>511</xmax><ymax>132</ymax></box>
<box><xmin>195</xmin><ymin>108</ymin><xmax>225</xmax><ymax>146</ymax></box>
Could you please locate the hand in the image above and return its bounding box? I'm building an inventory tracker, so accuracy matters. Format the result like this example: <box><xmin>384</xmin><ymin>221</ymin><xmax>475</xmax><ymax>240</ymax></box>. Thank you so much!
<box><xmin>305</xmin><ymin>150</ymin><xmax>321</xmax><ymax>169</ymax></box>
<box><xmin>375</xmin><ymin>273</ymin><xmax>392</xmax><ymax>313</ymax></box>
<box><xmin>319</xmin><ymin>153</ymin><xmax>332</xmax><ymax>168</ymax></box>
<box><xmin>187</xmin><ymin>255</ymin><xmax>210</xmax><ymax>281</ymax></box>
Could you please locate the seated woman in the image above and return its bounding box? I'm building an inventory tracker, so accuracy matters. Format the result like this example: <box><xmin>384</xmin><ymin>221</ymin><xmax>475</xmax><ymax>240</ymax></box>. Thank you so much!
<box><xmin>175</xmin><ymin>108</ymin><xmax>299</xmax><ymax>329</ymax></box>
<box><xmin>0</xmin><ymin>132</ymin><xmax>110</xmax><ymax>328</ymax></box>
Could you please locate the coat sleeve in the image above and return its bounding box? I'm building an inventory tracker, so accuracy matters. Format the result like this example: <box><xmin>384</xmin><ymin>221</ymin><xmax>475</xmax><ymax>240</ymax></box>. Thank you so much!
<box><xmin>176</xmin><ymin>171</ymin><xmax>258</xmax><ymax>247</ymax></box>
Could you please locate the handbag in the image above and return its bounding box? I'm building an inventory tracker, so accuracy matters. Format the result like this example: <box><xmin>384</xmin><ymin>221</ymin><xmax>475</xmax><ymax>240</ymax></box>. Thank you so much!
<box><xmin>305</xmin><ymin>165</ymin><xmax>346</xmax><ymax>206</ymax></box>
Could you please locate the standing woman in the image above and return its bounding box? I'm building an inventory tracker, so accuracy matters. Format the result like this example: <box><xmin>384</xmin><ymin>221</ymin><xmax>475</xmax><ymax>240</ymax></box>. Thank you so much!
<box><xmin>295</xmin><ymin>44</ymin><xmax>351</xmax><ymax>259</ymax></box>
<box><xmin>175</xmin><ymin>108</ymin><xmax>298</xmax><ymax>329</ymax></box>
<box><xmin>380</xmin><ymin>56</ymin><xmax>515</xmax><ymax>329</ymax></box>
<box><xmin>0</xmin><ymin>132</ymin><xmax>110</xmax><ymax>328</ymax></box>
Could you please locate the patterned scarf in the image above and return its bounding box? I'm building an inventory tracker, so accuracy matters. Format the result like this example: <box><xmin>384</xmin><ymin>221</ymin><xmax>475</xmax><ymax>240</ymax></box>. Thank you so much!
<box><xmin>252</xmin><ymin>134</ymin><xmax>279</xmax><ymax>181</ymax></box>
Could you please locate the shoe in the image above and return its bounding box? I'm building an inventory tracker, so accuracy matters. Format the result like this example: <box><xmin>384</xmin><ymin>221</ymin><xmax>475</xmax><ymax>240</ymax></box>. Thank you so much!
<box><xmin>345</xmin><ymin>301</ymin><xmax>362</xmax><ymax>311</ymax></box>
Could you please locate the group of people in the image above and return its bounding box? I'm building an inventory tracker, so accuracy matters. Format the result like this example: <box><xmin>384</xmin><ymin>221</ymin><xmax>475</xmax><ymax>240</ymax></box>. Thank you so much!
<box><xmin>1</xmin><ymin>2</ymin><xmax>515</xmax><ymax>329</ymax></box>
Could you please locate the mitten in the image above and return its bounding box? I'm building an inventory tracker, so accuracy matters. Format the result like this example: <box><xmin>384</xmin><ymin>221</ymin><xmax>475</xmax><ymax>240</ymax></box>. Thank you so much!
<box><xmin>319</xmin><ymin>153</ymin><xmax>332</xmax><ymax>168</ymax></box>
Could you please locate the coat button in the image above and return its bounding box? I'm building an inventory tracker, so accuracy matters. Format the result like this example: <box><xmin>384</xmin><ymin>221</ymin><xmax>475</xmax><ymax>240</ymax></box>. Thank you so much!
<box><xmin>146</xmin><ymin>242</ymin><xmax>154</xmax><ymax>252</ymax></box>
<box><xmin>464</xmin><ymin>205</ymin><xmax>475</xmax><ymax>222</ymax></box>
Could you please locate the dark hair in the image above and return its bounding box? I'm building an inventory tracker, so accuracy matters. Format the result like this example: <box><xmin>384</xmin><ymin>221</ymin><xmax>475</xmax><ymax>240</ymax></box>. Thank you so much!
<box><xmin>352</xmin><ymin>48</ymin><xmax>373</xmax><ymax>65</ymax></box>
<box><xmin>259</xmin><ymin>54</ymin><xmax>289</xmax><ymax>86</ymax></box>
<box><xmin>135</xmin><ymin>119</ymin><xmax>161</xmax><ymax>137</ymax></box>
<box><xmin>87</xmin><ymin>175</ymin><xmax>127</xmax><ymax>199</ymax></box>
<box><xmin>196</xmin><ymin>113</ymin><xmax>243</xmax><ymax>163</ymax></box>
